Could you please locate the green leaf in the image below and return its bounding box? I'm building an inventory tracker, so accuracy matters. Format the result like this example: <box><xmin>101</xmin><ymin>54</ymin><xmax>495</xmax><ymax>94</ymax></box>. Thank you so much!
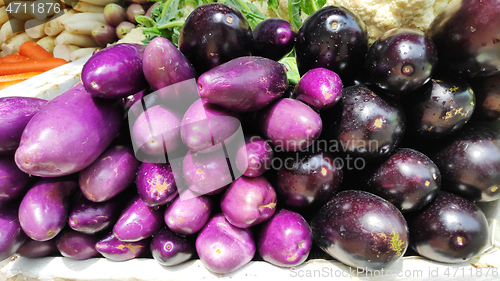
<box><xmin>300</xmin><ymin>0</ymin><xmax>325</xmax><ymax>15</ymax></box>
<box><xmin>219</xmin><ymin>0</ymin><xmax>266</xmax><ymax>28</ymax></box>
<box><xmin>279</xmin><ymin>56</ymin><xmax>300</xmax><ymax>85</ymax></box>
<box><xmin>288</xmin><ymin>0</ymin><xmax>302</xmax><ymax>30</ymax></box>
<box><xmin>268</xmin><ymin>0</ymin><xmax>282</xmax><ymax>18</ymax></box>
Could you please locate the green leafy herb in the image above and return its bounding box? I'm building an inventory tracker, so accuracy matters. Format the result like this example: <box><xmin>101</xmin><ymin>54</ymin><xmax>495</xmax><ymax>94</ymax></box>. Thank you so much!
<box><xmin>268</xmin><ymin>0</ymin><xmax>281</xmax><ymax>18</ymax></box>
<box><xmin>288</xmin><ymin>0</ymin><xmax>302</xmax><ymax>30</ymax></box>
<box><xmin>218</xmin><ymin>0</ymin><xmax>267</xmax><ymax>28</ymax></box>
<box><xmin>279</xmin><ymin>56</ymin><xmax>300</xmax><ymax>85</ymax></box>
<box><xmin>300</xmin><ymin>0</ymin><xmax>325</xmax><ymax>15</ymax></box>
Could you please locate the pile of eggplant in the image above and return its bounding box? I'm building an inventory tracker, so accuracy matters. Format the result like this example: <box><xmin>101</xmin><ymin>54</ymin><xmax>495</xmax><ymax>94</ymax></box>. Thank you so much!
<box><xmin>1</xmin><ymin>0</ymin><xmax>500</xmax><ymax>275</ymax></box>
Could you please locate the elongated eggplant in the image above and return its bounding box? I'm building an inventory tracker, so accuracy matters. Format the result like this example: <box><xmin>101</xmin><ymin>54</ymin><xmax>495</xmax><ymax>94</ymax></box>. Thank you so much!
<box><xmin>95</xmin><ymin>232</ymin><xmax>149</xmax><ymax>261</ymax></box>
<box><xmin>56</xmin><ymin>228</ymin><xmax>100</xmax><ymax>260</ymax></box>
<box><xmin>0</xmin><ymin>156</ymin><xmax>36</xmax><ymax>202</ymax></box>
<box><xmin>15</xmin><ymin>83</ymin><xmax>123</xmax><ymax>177</ymax></box>
<box><xmin>16</xmin><ymin>238</ymin><xmax>58</xmax><ymax>258</ymax></box>
<box><xmin>164</xmin><ymin>189</ymin><xmax>213</xmax><ymax>235</ymax></box>
<box><xmin>0</xmin><ymin>201</ymin><xmax>27</xmax><ymax>261</ymax></box>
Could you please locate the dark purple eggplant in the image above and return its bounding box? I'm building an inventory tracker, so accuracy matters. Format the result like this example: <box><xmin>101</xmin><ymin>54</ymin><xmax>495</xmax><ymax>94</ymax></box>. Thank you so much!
<box><xmin>365</xmin><ymin>27</ymin><xmax>438</xmax><ymax>96</ymax></box>
<box><xmin>274</xmin><ymin>151</ymin><xmax>342</xmax><ymax>209</ymax></box>
<box><xmin>55</xmin><ymin>228</ymin><xmax>100</xmax><ymax>260</ymax></box>
<box><xmin>150</xmin><ymin>227</ymin><xmax>195</xmax><ymax>266</ymax></box>
<box><xmin>95</xmin><ymin>232</ymin><xmax>150</xmax><ymax>261</ymax></box>
<box><xmin>469</xmin><ymin>73</ymin><xmax>500</xmax><ymax>121</ymax></box>
<box><xmin>403</xmin><ymin>78</ymin><xmax>475</xmax><ymax>139</ymax></box>
<box><xmin>178</xmin><ymin>3</ymin><xmax>253</xmax><ymax>75</ymax></box>
<box><xmin>68</xmin><ymin>192</ymin><xmax>123</xmax><ymax>234</ymax></box>
<box><xmin>311</xmin><ymin>190</ymin><xmax>409</xmax><ymax>270</ymax></box>
<box><xmin>0</xmin><ymin>156</ymin><xmax>36</xmax><ymax>202</ymax></box>
<box><xmin>0</xmin><ymin>201</ymin><xmax>27</xmax><ymax>261</ymax></box>
<box><xmin>252</xmin><ymin>18</ymin><xmax>296</xmax><ymax>61</ymax></box>
<box><xmin>427</xmin><ymin>0</ymin><xmax>500</xmax><ymax>78</ymax></box>
<box><xmin>367</xmin><ymin>148</ymin><xmax>441</xmax><ymax>213</ymax></box>
<box><xmin>16</xmin><ymin>238</ymin><xmax>58</xmax><ymax>258</ymax></box>
<box><xmin>433</xmin><ymin>125</ymin><xmax>500</xmax><ymax>202</ymax></box>
<box><xmin>322</xmin><ymin>85</ymin><xmax>406</xmax><ymax>161</ymax></box>
<box><xmin>410</xmin><ymin>191</ymin><xmax>489</xmax><ymax>263</ymax></box>
<box><xmin>19</xmin><ymin>176</ymin><xmax>78</xmax><ymax>241</ymax></box>
<box><xmin>295</xmin><ymin>6</ymin><xmax>368</xmax><ymax>83</ymax></box>
<box><xmin>0</xmin><ymin>97</ymin><xmax>47</xmax><ymax>155</ymax></box>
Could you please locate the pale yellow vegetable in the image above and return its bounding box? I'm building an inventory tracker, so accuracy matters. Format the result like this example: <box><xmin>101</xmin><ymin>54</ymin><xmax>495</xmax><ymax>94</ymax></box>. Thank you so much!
<box><xmin>44</xmin><ymin>9</ymin><xmax>75</xmax><ymax>36</ymax></box>
<box><xmin>70</xmin><ymin>47</ymin><xmax>98</xmax><ymax>61</ymax></box>
<box><xmin>64</xmin><ymin>20</ymin><xmax>101</xmax><ymax>35</ymax></box>
<box><xmin>36</xmin><ymin>35</ymin><xmax>55</xmax><ymax>54</ymax></box>
<box><xmin>0</xmin><ymin>18</ymin><xmax>26</xmax><ymax>42</ymax></box>
<box><xmin>0</xmin><ymin>6</ymin><xmax>9</xmax><ymax>26</ymax></box>
<box><xmin>55</xmin><ymin>30</ymin><xmax>99</xmax><ymax>47</ymax></box>
<box><xmin>62</xmin><ymin>12</ymin><xmax>105</xmax><ymax>25</ymax></box>
<box><xmin>25</xmin><ymin>18</ymin><xmax>47</xmax><ymax>38</ymax></box>
<box><xmin>80</xmin><ymin>0</ymin><xmax>118</xmax><ymax>6</ymax></box>
<box><xmin>73</xmin><ymin>2</ymin><xmax>104</xmax><ymax>13</ymax></box>
<box><xmin>53</xmin><ymin>43</ymin><xmax>78</xmax><ymax>61</ymax></box>
<box><xmin>1</xmin><ymin>31</ymin><xmax>36</xmax><ymax>54</ymax></box>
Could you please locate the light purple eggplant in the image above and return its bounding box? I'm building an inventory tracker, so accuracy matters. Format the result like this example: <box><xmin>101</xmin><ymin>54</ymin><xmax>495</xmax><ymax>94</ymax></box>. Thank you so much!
<box><xmin>183</xmin><ymin>149</ymin><xmax>233</xmax><ymax>195</ymax></box>
<box><xmin>294</xmin><ymin>68</ymin><xmax>343</xmax><ymax>110</ymax></box>
<box><xmin>136</xmin><ymin>162</ymin><xmax>178</xmax><ymax>207</ymax></box>
<box><xmin>92</xmin><ymin>24</ymin><xmax>118</xmax><ymax>47</ymax></box>
<box><xmin>220</xmin><ymin>176</ymin><xmax>277</xmax><ymax>228</ymax></box>
<box><xmin>68</xmin><ymin>192</ymin><xmax>124</xmax><ymax>234</ymax></box>
<box><xmin>16</xmin><ymin>238</ymin><xmax>58</xmax><ymax>258</ymax></box>
<box><xmin>180</xmin><ymin>99</ymin><xmax>241</xmax><ymax>153</ymax></box>
<box><xmin>235</xmin><ymin>136</ymin><xmax>273</xmax><ymax>177</ymax></box>
<box><xmin>126</xmin><ymin>4</ymin><xmax>144</xmax><ymax>24</ymax></box>
<box><xmin>103</xmin><ymin>3</ymin><xmax>126</xmax><ymax>27</ymax></box>
<box><xmin>55</xmin><ymin>228</ymin><xmax>100</xmax><ymax>260</ymax></box>
<box><xmin>197</xmin><ymin>56</ymin><xmax>288</xmax><ymax>112</ymax></box>
<box><xmin>79</xmin><ymin>144</ymin><xmax>139</xmax><ymax>202</ymax></box>
<box><xmin>0</xmin><ymin>201</ymin><xmax>27</xmax><ymax>261</ymax></box>
<box><xmin>0</xmin><ymin>156</ymin><xmax>36</xmax><ymax>202</ymax></box>
<box><xmin>0</xmin><ymin>97</ymin><xmax>47</xmax><ymax>155</ymax></box>
<box><xmin>18</xmin><ymin>176</ymin><xmax>78</xmax><ymax>241</ymax></box>
<box><xmin>95</xmin><ymin>232</ymin><xmax>150</xmax><ymax>261</ymax></box>
<box><xmin>82</xmin><ymin>43</ymin><xmax>147</xmax><ymax>99</ymax></box>
<box><xmin>15</xmin><ymin>83</ymin><xmax>123</xmax><ymax>177</ymax></box>
<box><xmin>256</xmin><ymin>98</ymin><xmax>322</xmax><ymax>151</ymax></box>
<box><xmin>150</xmin><ymin>227</ymin><xmax>195</xmax><ymax>266</ymax></box>
<box><xmin>196</xmin><ymin>213</ymin><xmax>255</xmax><ymax>274</ymax></box>
<box><xmin>257</xmin><ymin>209</ymin><xmax>312</xmax><ymax>267</ymax></box>
<box><xmin>164</xmin><ymin>189</ymin><xmax>213</xmax><ymax>235</ymax></box>
<box><xmin>113</xmin><ymin>196</ymin><xmax>164</xmax><ymax>242</ymax></box>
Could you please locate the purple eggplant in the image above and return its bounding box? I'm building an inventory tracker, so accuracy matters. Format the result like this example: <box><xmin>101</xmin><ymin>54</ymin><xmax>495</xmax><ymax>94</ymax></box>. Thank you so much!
<box><xmin>55</xmin><ymin>228</ymin><xmax>100</xmax><ymax>260</ymax></box>
<box><xmin>470</xmin><ymin>73</ymin><xmax>500</xmax><ymax>121</ymax></box>
<box><xmin>252</xmin><ymin>18</ymin><xmax>296</xmax><ymax>61</ymax></box>
<box><xmin>0</xmin><ymin>97</ymin><xmax>47</xmax><ymax>155</ymax></box>
<box><xmin>180</xmin><ymin>99</ymin><xmax>241</xmax><ymax>153</ymax></box>
<box><xmin>220</xmin><ymin>176</ymin><xmax>277</xmax><ymax>229</ymax></box>
<box><xmin>196</xmin><ymin>213</ymin><xmax>255</xmax><ymax>274</ymax></box>
<box><xmin>236</xmin><ymin>136</ymin><xmax>273</xmax><ymax>177</ymax></box>
<box><xmin>197</xmin><ymin>56</ymin><xmax>288</xmax><ymax>112</ymax></box>
<box><xmin>95</xmin><ymin>232</ymin><xmax>149</xmax><ymax>261</ymax></box>
<box><xmin>92</xmin><ymin>24</ymin><xmax>118</xmax><ymax>47</ymax></box>
<box><xmin>179</xmin><ymin>3</ymin><xmax>253</xmax><ymax>74</ymax></box>
<box><xmin>126</xmin><ymin>4</ymin><xmax>144</xmax><ymax>24</ymax></box>
<box><xmin>15</xmin><ymin>83</ymin><xmax>123</xmax><ymax>177</ymax></box>
<box><xmin>68</xmin><ymin>192</ymin><xmax>124</xmax><ymax>234</ymax></box>
<box><xmin>257</xmin><ymin>209</ymin><xmax>312</xmax><ymax>267</ymax></box>
<box><xmin>103</xmin><ymin>3</ymin><xmax>127</xmax><ymax>27</ymax></box>
<box><xmin>183</xmin><ymin>149</ymin><xmax>233</xmax><ymax>195</ymax></box>
<box><xmin>82</xmin><ymin>43</ymin><xmax>147</xmax><ymax>99</ymax></box>
<box><xmin>136</xmin><ymin>162</ymin><xmax>178</xmax><ymax>207</ymax></box>
<box><xmin>79</xmin><ymin>145</ymin><xmax>139</xmax><ymax>202</ymax></box>
<box><xmin>0</xmin><ymin>156</ymin><xmax>36</xmax><ymax>202</ymax></box>
<box><xmin>293</xmin><ymin>68</ymin><xmax>343</xmax><ymax>110</ymax></box>
<box><xmin>18</xmin><ymin>176</ymin><xmax>78</xmax><ymax>241</ymax></box>
<box><xmin>116</xmin><ymin>21</ymin><xmax>135</xmax><ymax>39</ymax></box>
<box><xmin>0</xmin><ymin>201</ymin><xmax>27</xmax><ymax>261</ymax></box>
<box><xmin>142</xmin><ymin>36</ymin><xmax>196</xmax><ymax>92</ymax></box>
<box><xmin>113</xmin><ymin>196</ymin><xmax>164</xmax><ymax>242</ymax></box>
<box><xmin>164</xmin><ymin>189</ymin><xmax>213</xmax><ymax>235</ymax></box>
<box><xmin>16</xmin><ymin>238</ymin><xmax>58</xmax><ymax>258</ymax></box>
<box><xmin>151</xmin><ymin>227</ymin><xmax>195</xmax><ymax>266</ymax></box>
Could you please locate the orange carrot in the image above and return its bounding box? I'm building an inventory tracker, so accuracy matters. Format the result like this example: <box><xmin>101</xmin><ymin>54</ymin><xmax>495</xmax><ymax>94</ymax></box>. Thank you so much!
<box><xmin>18</xmin><ymin>41</ymin><xmax>54</xmax><ymax>60</ymax></box>
<box><xmin>2</xmin><ymin>54</ymin><xmax>30</xmax><ymax>63</ymax></box>
<box><xmin>0</xmin><ymin>58</ymin><xmax>67</xmax><ymax>76</ymax></box>
<box><xmin>0</xmin><ymin>80</ymin><xmax>25</xmax><ymax>90</ymax></box>
<box><xmin>0</xmin><ymin>72</ymin><xmax>43</xmax><ymax>82</ymax></box>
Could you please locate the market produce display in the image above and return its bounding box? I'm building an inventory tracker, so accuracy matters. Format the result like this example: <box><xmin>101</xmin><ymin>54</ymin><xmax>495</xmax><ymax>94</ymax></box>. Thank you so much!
<box><xmin>1</xmin><ymin>0</ymin><xmax>500</xmax><ymax>278</ymax></box>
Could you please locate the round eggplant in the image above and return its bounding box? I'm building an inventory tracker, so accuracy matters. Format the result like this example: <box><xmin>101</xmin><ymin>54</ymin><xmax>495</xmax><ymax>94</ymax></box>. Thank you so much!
<box><xmin>151</xmin><ymin>227</ymin><xmax>195</xmax><ymax>266</ymax></box>
<box><xmin>235</xmin><ymin>136</ymin><xmax>273</xmax><ymax>177</ymax></box>
<box><xmin>164</xmin><ymin>189</ymin><xmax>213</xmax><ymax>235</ymax></box>
<box><xmin>252</xmin><ymin>18</ymin><xmax>296</xmax><ymax>61</ymax></box>
<box><xmin>178</xmin><ymin>3</ymin><xmax>253</xmax><ymax>74</ymax></box>
<box><xmin>410</xmin><ymin>191</ymin><xmax>489</xmax><ymax>263</ymax></box>
<box><xmin>19</xmin><ymin>176</ymin><xmax>78</xmax><ymax>241</ymax></box>
<box><xmin>220</xmin><ymin>176</ymin><xmax>277</xmax><ymax>229</ymax></box>
<box><xmin>195</xmin><ymin>213</ymin><xmax>255</xmax><ymax>274</ymax></box>
<box><xmin>126</xmin><ymin>4</ymin><xmax>144</xmax><ymax>24</ymax></box>
<box><xmin>257</xmin><ymin>209</ymin><xmax>312</xmax><ymax>267</ymax></box>
<box><xmin>103</xmin><ymin>3</ymin><xmax>127</xmax><ymax>27</ymax></box>
<box><xmin>79</xmin><ymin>145</ymin><xmax>140</xmax><ymax>202</ymax></box>
<box><xmin>183</xmin><ymin>149</ymin><xmax>233</xmax><ymax>195</ymax></box>
<box><xmin>55</xmin><ymin>228</ymin><xmax>100</xmax><ymax>260</ymax></box>
<box><xmin>136</xmin><ymin>162</ymin><xmax>178</xmax><ymax>207</ymax></box>
<box><xmin>311</xmin><ymin>190</ymin><xmax>409</xmax><ymax>270</ymax></box>
<box><xmin>116</xmin><ymin>21</ymin><xmax>135</xmax><ymax>39</ymax></box>
<box><xmin>92</xmin><ymin>24</ymin><xmax>118</xmax><ymax>47</ymax></box>
<box><xmin>293</xmin><ymin>68</ymin><xmax>343</xmax><ymax>110</ymax></box>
